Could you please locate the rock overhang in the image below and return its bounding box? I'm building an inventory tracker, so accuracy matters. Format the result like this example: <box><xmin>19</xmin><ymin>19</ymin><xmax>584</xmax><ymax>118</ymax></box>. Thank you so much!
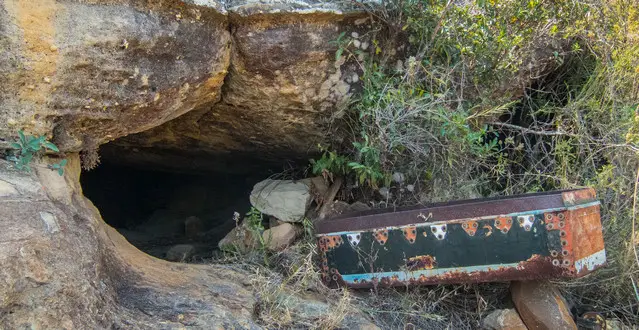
<box><xmin>0</xmin><ymin>0</ymin><xmax>373</xmax><ymax>173</ymax></box>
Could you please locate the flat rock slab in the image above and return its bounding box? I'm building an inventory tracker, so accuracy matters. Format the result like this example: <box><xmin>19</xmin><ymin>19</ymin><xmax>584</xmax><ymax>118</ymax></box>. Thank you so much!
<box><xmin>250</xmin><ymin>179</ymin><xmax>311</xmax><ymax>223</ymax></box>
<box><xmin>511</xmin><ymin>281</ymin><xmax>577</xmax><ymax>330</ymax></box>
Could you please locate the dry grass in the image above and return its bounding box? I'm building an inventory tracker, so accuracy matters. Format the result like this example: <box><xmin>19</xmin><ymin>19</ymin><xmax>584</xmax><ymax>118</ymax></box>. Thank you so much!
<box><xmin>317</xmin><ymin>0</ymin><xmax>639</xmax><ymax>327</ymax></box>
<box><xmin>212</xmin><ymin>0</ymin><xmax>639</xmax><ymax>328</ymax></box>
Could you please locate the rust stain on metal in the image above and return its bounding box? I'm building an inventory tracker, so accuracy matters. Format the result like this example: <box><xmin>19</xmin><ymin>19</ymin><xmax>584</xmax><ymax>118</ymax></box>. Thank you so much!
<box><xmin>373</xmin><ymin>229</ymin><xmax>389</xmax><ymax>245</ymax></box>
<box><xmin>406</xmin><ymin>255</ymin><xmax>437</xmax><ymax>270</ymax></box>
<box><xmin>494</xmin><ymin>216</ymin><xmax>512</xmax><ymax>233</ymax></box>
<box><xmin>338</xmin><ymin>255</ymin><xmax>564</xmax><ymax>289</ymax></box>
<box><xmin>562</xmin><ymin>188</ymin><xmax>596</xmax><ymax>206</ymax></box>
<box><xmin>462</xmin><ymin>220</ymin><xmax>478</xmax><ymax>236</ymax></box>
<box><xmin>318</xmin><ymin>235</ymin><xmax>343</xmax><ymax>253</ymax></box>
<box><xmin>402</xmin><ymin>226</ymin><xmax>417</xmax><ymax>243</ymax></box>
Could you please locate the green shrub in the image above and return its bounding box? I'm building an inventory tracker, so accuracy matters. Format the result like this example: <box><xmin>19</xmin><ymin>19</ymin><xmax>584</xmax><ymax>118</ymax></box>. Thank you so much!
<box><xmin>8</xmin><ymin>130</ymin><xmax>66</xmax><ymax>176</ymax></box>
<box><xmin>312</xmin><ymin>0</ymin><xmax>639</xmax><ymax>324</ymax></box>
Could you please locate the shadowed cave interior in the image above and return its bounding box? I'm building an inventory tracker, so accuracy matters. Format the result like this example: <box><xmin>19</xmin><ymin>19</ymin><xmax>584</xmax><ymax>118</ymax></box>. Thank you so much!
<box><xmin>80</xmin><ymin>142</ymin><xmax>290</xmax><ymax>262</ymax></box>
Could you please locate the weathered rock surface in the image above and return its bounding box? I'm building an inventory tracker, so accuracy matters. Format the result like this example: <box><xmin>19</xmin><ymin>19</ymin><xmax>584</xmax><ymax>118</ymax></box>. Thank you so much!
<box><xmin>0</xmin><ymin>156</ymin><xmax>258</xmax><ymax>328</ymax></box>
<box><xmin>1</xmin><ymin>0</ymin><xmax>564</xmax><ymax>176</ymax></box>
<box><xmin>1</xmin><ymin>155</ymin><xmax>379</xmax><ymax>328</ymax></box>
<box><xmin>262</xmin><ymin>222</ymin><xmax>299</xmax><ymax>251</ymax></box>
<box><xmin>0</xmin><ymin>178</ymin><xmax>18</xmax><ymax>196</ymax></box>
<box><xmin>1</xmin><ymin>0</ymin><xmax>230</xmax><ymax>151</ymax></box>
<box><xmin>1</xmin><ymin>0</ymin><xmax>370</xmax><ymax>175</ymax></box>
<box><xmin>483</xmin><ymin>309</ymin><xmax>528</xmax><ymax>330</ymax></box>
<box><xmin>271</xmin><ymin>291</ymin><xmax>380</xmax><ymax>330</ymax></box>
<box><xmin>250</xmin><ymin>178</ymin><xmax>311</xmax><ymax>222</ymax></box>
<box><xmin>511</xmin><ymin>281</ymin><xmax>577</xmax><ymax>330</ymax></box>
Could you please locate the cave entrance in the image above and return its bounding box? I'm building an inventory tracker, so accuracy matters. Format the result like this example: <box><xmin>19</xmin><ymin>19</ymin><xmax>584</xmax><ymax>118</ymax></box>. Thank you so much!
<box><xmin>80</xmin><ymin>142</ymin><xmax>287</xmax><ymax>262</ymax></box>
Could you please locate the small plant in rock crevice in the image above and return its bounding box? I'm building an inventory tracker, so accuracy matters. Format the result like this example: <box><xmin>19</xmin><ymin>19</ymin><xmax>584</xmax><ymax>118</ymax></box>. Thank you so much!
<box><xmin>246</xmin><ymin>207</ymin><xmax>265</xmax><ymax>240</ymax></box>
<box><xmin>246</xmin><ymin>206</ymin><xmax>271</xmax><ymax>265</ymax></box>
<box><xmin>7</xmin><ymin>130</ymin><xmax>66</xmax><ymax>176</ymax></box>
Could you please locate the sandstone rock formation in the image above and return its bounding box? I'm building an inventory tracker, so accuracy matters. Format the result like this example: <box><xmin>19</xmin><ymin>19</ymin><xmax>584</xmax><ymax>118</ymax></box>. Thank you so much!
<box><xmin>1</xmin><ymin>0</ymin><xmax>370</xmax><ymax>174</ymax></box>
<box><xmin>0</xmin><ymin>155</ymin><xmax>258</xmax><ymax>328</ymax></box>
<box><xmin>1</xmin><ymin>0</ymin><xmax>565</xmax><ymax>175</ymax></box>
<box><xmin>0</xmin><ymin>155</ymin><xmax>377</xmax><ymax>328</ymax></box>
<box><xmin>1</xmin><ymin>0</ymin><xmax>230</xmax><ymax>151</ymax></box>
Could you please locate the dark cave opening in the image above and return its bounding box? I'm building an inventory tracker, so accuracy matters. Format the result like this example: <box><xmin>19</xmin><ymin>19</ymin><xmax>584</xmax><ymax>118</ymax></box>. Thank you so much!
<box><xmin>80</xmin><ymin>144</ymin><xmax>285</xmax><ymax>262</ymax></box>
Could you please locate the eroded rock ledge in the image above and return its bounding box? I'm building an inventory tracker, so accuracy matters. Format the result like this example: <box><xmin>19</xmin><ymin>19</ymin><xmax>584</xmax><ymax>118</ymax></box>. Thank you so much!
<box><xmin>1</xmin><ymin>0</ymin><xmax>371</xmax><ymax>171</ymax></box>
<box><xmin>0</xmin><ymin>155</ymin><xmax>378</xmax><ymax>328</ymax></box>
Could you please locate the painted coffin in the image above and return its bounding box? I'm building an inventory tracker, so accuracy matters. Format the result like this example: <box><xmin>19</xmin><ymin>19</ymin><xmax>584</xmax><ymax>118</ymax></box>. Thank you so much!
<box><xmin>316</xmin><ymin>188</ymin><xmax>606</xmax><ymax>288</ymax></box>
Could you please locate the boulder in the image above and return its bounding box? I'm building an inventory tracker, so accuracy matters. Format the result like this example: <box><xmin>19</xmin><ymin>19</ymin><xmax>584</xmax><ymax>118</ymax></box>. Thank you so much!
<box><xmin>262</xmin><ymin>223</ymin><xmax>299</xmax><ymax>251</ymax></box>
<box><xmin>511</xmin><ymin>281</ymin><xmax>577</xmax><ymax>330</ymax></box>
<box><xmin>250</xmin><ymin>179</ymin><xmax>311</xmax><ymax>223</ymax></box>
<box><xmin>218</xmin><ymin>221</ymin><xmax>259</xmax><ymax>253</ymax></box>
<box><xmin>483</xmin><ymin>309</ymin><xmax>528</xmax><ymax>330</ymax></box>
<box><xmin>166</xmin><ymin>244</ymin><xmax>196</xmax><ymax>262</ymax></box>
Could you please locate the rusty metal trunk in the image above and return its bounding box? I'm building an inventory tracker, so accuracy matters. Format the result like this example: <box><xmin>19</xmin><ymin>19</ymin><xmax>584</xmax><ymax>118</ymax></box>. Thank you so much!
<box><xmin>315</xmin><ymin>188</ymin><xmax>606</xmax><ymax>288</ymax></box>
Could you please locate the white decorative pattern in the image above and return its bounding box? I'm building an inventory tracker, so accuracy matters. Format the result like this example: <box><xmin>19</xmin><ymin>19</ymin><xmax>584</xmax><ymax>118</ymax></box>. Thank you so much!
<box><xmin>517</xmin><ymin>215</ymin><xmax>535</xmax><ymax>231</ymax></box>
<box><xmin>574</xmin><ymin>249</ymin><xmax>606</xmax><ymax>272</ymax></box>
<box><xmin>347</xmin><ymin>233</ymin><xmax>361</xmax><ymax>247</ymax></box>
<box><xmin>430</xmin><ymin>224</ymin><xmax>447</xmax><ymax>240</ymax></box>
